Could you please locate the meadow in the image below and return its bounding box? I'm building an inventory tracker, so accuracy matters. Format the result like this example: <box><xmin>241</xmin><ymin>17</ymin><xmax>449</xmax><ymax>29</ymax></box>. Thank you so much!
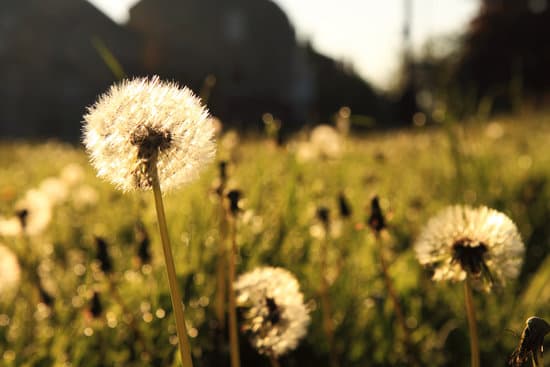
<box><xmin>0</xmin><ymin>113</ymin><xmax>549</xmax><ymax>367</ymax></box>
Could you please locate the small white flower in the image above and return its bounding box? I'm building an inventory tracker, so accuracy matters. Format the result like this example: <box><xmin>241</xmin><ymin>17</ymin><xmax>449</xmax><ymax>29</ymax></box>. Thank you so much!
<box><xmin>0</xmin><ymin>244</ymin><xmax>21</xmax><ymax>298</ymax></box>
<box><xmin>234</xmin><ymin>266</ymin><xmax>310</xmax><ymax>357</ymax></box>
<box><xmin>83</xmin><ymin>76</ymin><xmax>216</xmax><ymax>192</ymax></box>
<box><xmin>414</xmin><ymin>205</ymin><xmax>524</xmax><ymax>291</ymax></box>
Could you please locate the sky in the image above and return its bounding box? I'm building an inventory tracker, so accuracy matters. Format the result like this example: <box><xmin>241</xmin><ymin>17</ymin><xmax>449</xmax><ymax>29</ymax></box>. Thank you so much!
<box><xmin>86</xmin><ymin>0</ymin><xmax>479</xmax><ymax>89</ymax></box>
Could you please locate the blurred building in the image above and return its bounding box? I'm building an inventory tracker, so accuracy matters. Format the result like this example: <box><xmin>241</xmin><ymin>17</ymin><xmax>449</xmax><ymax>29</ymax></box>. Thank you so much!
<box><xmin>0</xmin><ymin>0</ymin><xmax>139</xmax><ymax>140</ymax></box>
<box><xmin>0</xmin><ymin>0</ymin><xmax>387</xmax><ymax>140</ymax></box>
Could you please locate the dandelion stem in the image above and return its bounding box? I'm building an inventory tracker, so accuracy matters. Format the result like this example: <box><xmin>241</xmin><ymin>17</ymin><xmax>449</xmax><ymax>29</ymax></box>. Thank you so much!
<box><xmin>269</xmin><ymin>354</ymin><xmax>281</xmax><ymax>367</ymax></box>
<box><xmin>320</xmin><ymin>228</ymin><xmax>339</xmax><ymax>367</ymax></box>
<box><xmin>151</xmin><ymin>166</ymin><xmax>194</xmax><ymax>367</ymax></box>
<box><xmin>227</xmin><ymin>214</ymin><xmax>241</xmax><ymax>367</ymax></box>
<box><xmin>375</xmin><ymin>233</ymin><xmax>420</xmax><ymax>366</ymax></box>
<box><xmin>464</xmin><ymin>278</ymin><xmax>480</xmax><ymax>367</ymax></box>
<box><xmin>215</xmin><ymin>199</ymin><xmax>227</xmax><ymax>329</ymax></box>
<box><xmin>533</xmin><ymin>350</ymin><xmax>543</xmax><ymax>367</ymax></box>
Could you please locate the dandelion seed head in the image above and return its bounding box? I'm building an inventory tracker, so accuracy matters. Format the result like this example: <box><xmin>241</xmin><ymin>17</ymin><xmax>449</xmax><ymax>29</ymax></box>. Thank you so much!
<box><xmin>234</xmin><ymin>266</ymin><xmax>310</xmax><ymax>357</ymax></box>
<box><xmin>71</xmin><ymin>185</ymin><xmax>99</xmax><ymax>209</ymax></box>
<box><xmin>14</xmin><ymin>189</ymin><xmax>53</xmax><ymax>236</ymax></box>
<box><xmin>0</xmin><ymin>245</ymin><xmax>21</xmax><ymax>298</ymax></box>
<box><xmin>414</xmin><ymin>205</ymin><xmax>524</xmax><ymax>291</ymax></box>
<box><xmin>310</xmin><ymin>125</ymin><xmax>343</xmax><ymax>159</ymax></box>
<box><xmin>60</xmin><ymin>163</ymin><xmax>86</xmax><ymax>187</ymax></box>
<box><xmin>83</xmin><ymin>76</ymin><xmax>216</xmax><ymax>192</ymax></box>
<box><xmin>39</xmin><ymin>177</ymin><xmax>69</xmax><ymax>205</ymax></box>
<box><xmin>0</xmin><ymin>217</ymin><xmax>22</xmax><ymax>237</ymax></box>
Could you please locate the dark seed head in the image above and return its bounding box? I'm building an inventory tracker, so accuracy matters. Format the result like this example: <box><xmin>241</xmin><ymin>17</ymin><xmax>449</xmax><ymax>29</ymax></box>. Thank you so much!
<box><xmin>15</xmin><ymin>208</ymin><xmax>29</xmax><ymax>230</ymax></box>
<box><xmin>95</xmin><ymin>236</ymin><xmax>113</xmax><ymax>274</ymax></box>
<box><xmin>451</xmin><ymin>239</ymin><xmax>488</xmax><ymax>276</ymax></box>
<box><xmin>226</xmin><ymin>190</ymin><xmax>242</xmax><ymax>216</ymax></box>
<box><xmin>130</xmin><ymin>126</ymin><xmax>173</xmax><ymax>188</ymax></box>
<box><xmin>135</xmin><ymin>222</ymin><xmax>152</xmax><ymax>265</ymax></box>
<box><xmin>368</xmin><ymin>196</ymin><xmax>385</xmax><ymax>233</ymax></box>
<box><xmin>90</xmin><ymin>292</ymin><xmax>103</xmax><ymax>319</ymax></box>
<box><xmin>265</xmin><ymin>297</ymin><xmax>281</xmax><ymax>325</ymax></box>
<box><xmin>130</xmin><ymin>126</ymin><xmax>172</xmax><ymax>161</ymax></box>
<box><xmin>338</xmin><ymin>192</ymin><xmax>352</xmax><ymax>219</ymax></box>
<box><xmin>219</xmin><ymin>161</ymin><xmax>228</xmax><ymax>182</ymax></box>
<box><xmin>316</xmin><ymin>206</ymin><xmax>330</xmax><ymax>226</ymax></box>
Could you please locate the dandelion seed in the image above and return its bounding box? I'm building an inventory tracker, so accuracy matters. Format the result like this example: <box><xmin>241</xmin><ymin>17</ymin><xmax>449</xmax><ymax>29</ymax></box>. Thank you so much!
<box><xmin>83</xmin><ymin>76</ymin><xmax>216</xmax><ymax>192</ymax></box>
<box><xmin>234</xmin><ymin>267</ymin><xmax>310</xmax><ymax>357</ymax></box>
<box><xmin>414</xmin><ymin>205</ymin><xmax>524</xmax><ymax>291</ymax></box>
<box><xmin>0</xmin><ymin>245</ymin><xmax>21</xmax><ymax>298</ymax></box>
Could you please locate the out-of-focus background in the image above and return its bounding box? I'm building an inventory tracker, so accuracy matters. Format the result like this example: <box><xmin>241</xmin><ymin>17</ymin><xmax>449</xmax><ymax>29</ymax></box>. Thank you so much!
<box><xmin>1</xmin><ymin>0</ymin><xmax>549</xmax><ymax>140</ymax></box>
<box><xmin>1</xmin><ymin>2</ymin><xmax>550</xmax><ymax>367</ymax></box>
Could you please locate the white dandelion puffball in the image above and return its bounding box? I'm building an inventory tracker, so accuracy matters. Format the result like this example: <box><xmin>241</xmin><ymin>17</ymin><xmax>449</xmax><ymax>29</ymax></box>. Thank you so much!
<box><xmin>0</xmin><ymin>216</ymin><xmax>21</xmax><ymax>237</ymax></box>
<box><xmin>414</xmin><ymin>205</ymin><xmax>524</xmax><ymax>291</ymax></box>
<box><xmin>39</xmin><ymin>177</ymin><xmax>69</xmax><ymax>205</ymax></box>
<box><xmin>83</xmin><ymin>76</ymin><xmax>216</xmax><ymax>192</ymax></box>
<box><xmin>15</xmin><ymin>189</ymin><xmax>53</xmax><ymax>236</ymax></box>
<box><xmin>60</xmin><ymin>163</ymin><xmax>86</xmax><ymax>187</ymax></box>
<box><xmin>0</xmin><ymin>245</ymin><xmax>21</xmax><ymax>297</ymax></box>
<box><xmin>310</xmin><ymin>125</ymin><xmax>342</xmax><ymax>159</ymax></box>
<box><xmin>234</xmin><ymin>266</ymin><xmax>311</xmax><ymax>357</ymax></box>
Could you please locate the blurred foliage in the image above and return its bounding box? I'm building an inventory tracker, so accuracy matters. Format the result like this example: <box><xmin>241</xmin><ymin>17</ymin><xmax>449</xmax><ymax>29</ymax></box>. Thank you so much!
<box><xmin>408</xmin><ymin>1</ymin><xmax>550</xmax><ymax>121</ymax></box>
<box><xmin>0</xmin><ymin>113</ymin><xmax>549</xmax><ymax>366</ymax></box>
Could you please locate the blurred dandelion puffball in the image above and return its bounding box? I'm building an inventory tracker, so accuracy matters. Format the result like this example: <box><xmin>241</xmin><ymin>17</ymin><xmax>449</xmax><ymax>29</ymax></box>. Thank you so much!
<box><xmin>83</xmin><ymin>76</ymin><xmax>216</xmax><ymax>192</ymax></box>
<box><xmin>414</xmin><ymin>205</ymin><xmax>524</xmax><ymax>291</ymax></box>
<box><xmin>15</xmin><ymin>189</ymin><xmax>53</xmax><ymax>236</ymax></box>
<box><xmin>234</xmin><ymin>266</ymin><xmax>311</xmax><ymax>357</ymax></box>
<box><xmin>0</xmin><ymin>245</ymin><xmax>21</xmax><ymax>297</ymax></box>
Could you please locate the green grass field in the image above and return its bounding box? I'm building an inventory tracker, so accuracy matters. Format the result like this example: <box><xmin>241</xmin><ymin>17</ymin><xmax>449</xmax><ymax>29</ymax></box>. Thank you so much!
<box><xmin>0</xmin><ymin>114</ymin><xmax>549</xmax><ymax>366</ymax></box>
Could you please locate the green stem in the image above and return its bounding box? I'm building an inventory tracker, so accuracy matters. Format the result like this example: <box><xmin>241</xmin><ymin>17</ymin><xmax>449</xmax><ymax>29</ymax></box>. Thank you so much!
<box><xmin>463</xmin><ymin>279</ymin><xmax>480</xmax><ymax>367</ymax></box>
<box><xmin>215</xmin><ymin>198</ymin><xmax>227</xmax><ymax>329</ymax></box>
<box><xmin>269</xmin><ymin>354</ymin><xmax>281</xmax><ymax>367</ymax></box>
<box><xmin>227</xmin><ymin>215</ymin><xmax>241</xmax><ymax>367</ymax></box>
<box><xmin>320</xmin><ymin>227</ymin><xmax>339</xmax><ymax>367</ymax></box>
<box><xmin>376</xmin><ymin>234</ymin><xmax>420</xmax><ymax>366</ymax></box>
<box><xmin>151</xmin><ymin>167</ymin><xmax>194</xmax><ymax>367</ymax></box>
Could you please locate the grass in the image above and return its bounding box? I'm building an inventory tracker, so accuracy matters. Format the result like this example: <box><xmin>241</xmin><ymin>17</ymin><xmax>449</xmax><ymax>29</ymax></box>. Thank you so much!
<box><xmin>0</xmin><ymin>113</ymin><xmax>549</xmax><ymax>366</ymax></box>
